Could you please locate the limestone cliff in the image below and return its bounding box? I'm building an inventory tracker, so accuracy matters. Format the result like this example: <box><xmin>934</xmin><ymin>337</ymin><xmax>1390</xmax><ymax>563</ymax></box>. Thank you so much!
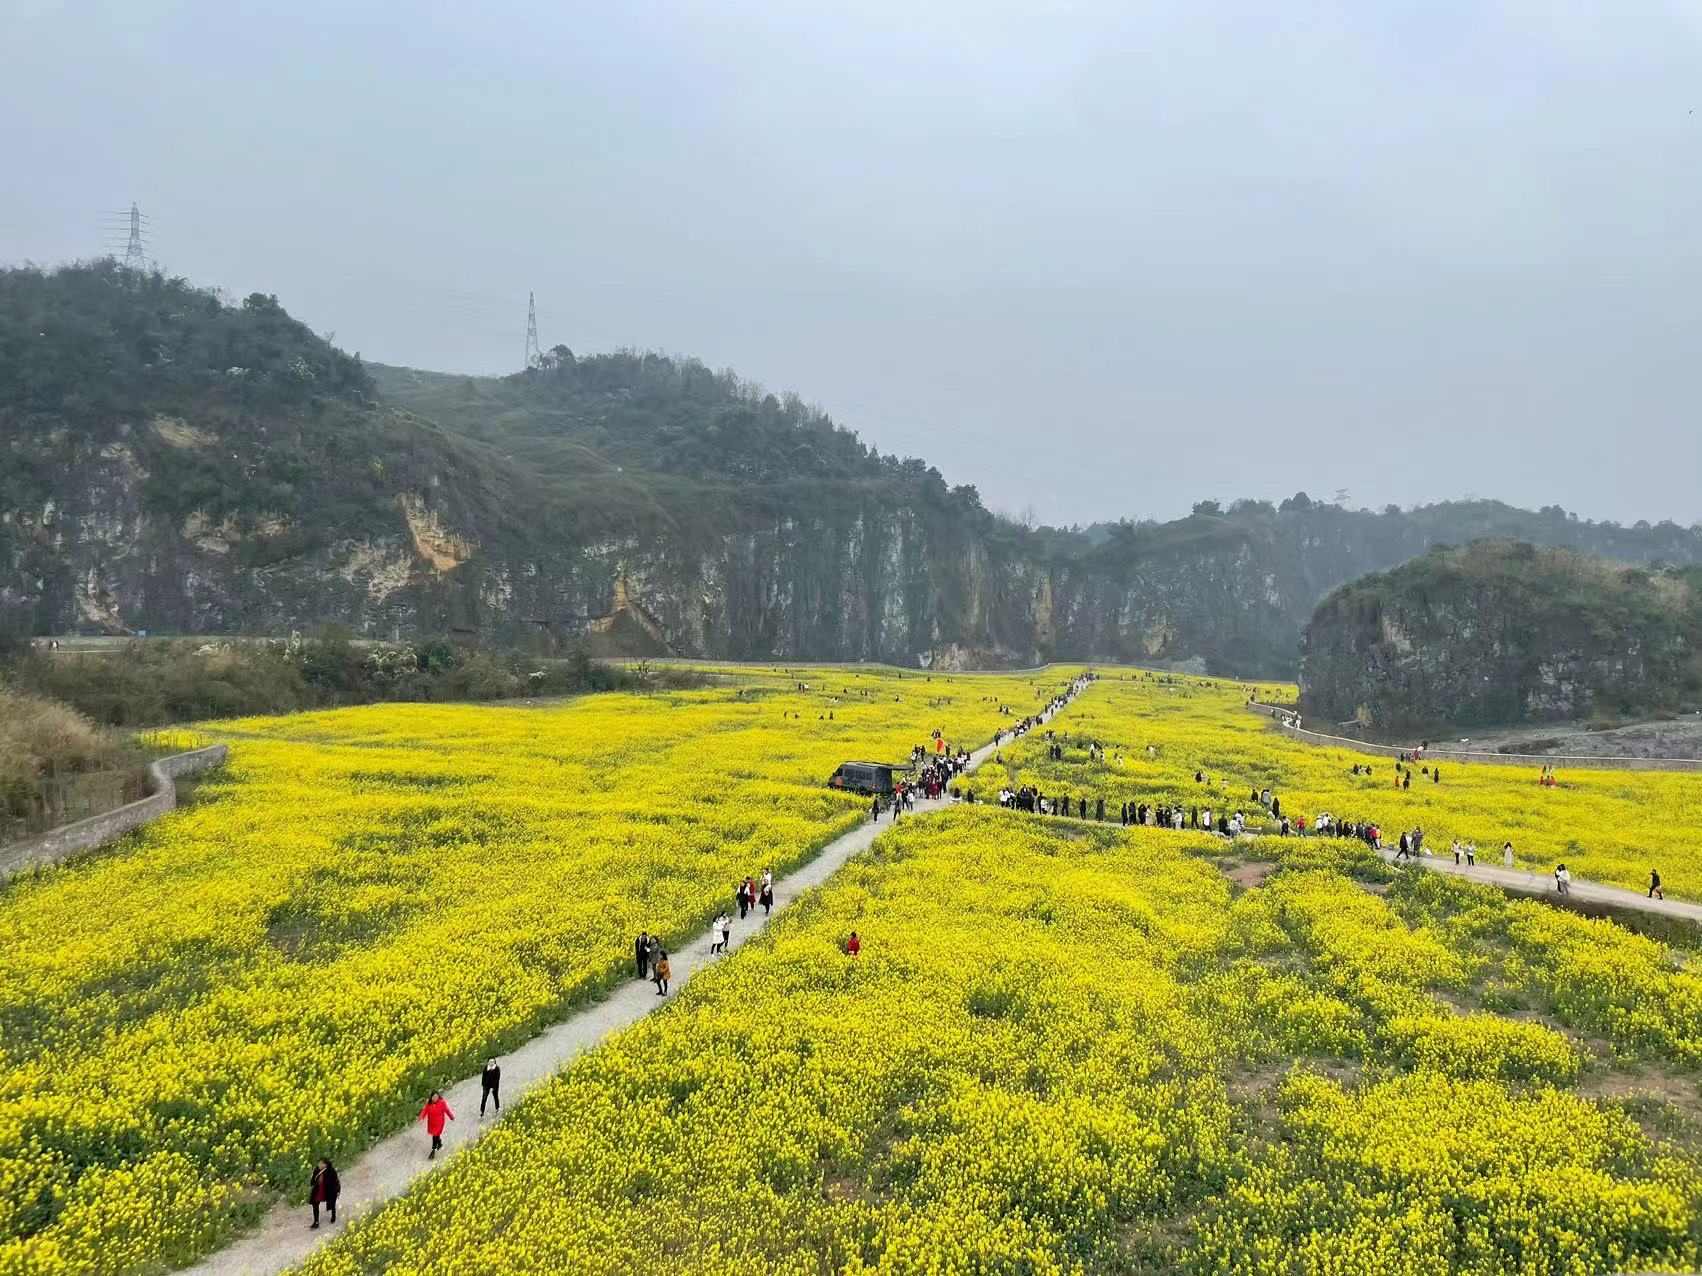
<box><xmin>7</xmin><ymin>264</ymin><xmax>1702</xmax><ymax>675</ymax></box>
<box><xmin>1299</xmin><ymin>542</ymin><xmax>1702</xmax><ymax>730</ymax></box>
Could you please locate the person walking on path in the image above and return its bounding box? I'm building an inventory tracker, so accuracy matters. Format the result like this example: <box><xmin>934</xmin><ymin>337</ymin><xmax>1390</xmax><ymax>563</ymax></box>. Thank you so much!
<box><xmin>846</xmin><ymin>931</ymin><xmax>861</xmax><ymax>958</ymax></box>
<box><xmin>1555</xmin><ymin>863</ymin><xmax>1572</xmax><ymax>897</ymax></box>
<box><xmin>653</xmin><ymin>951</ymin><xmax>672</xmax><ymax>995</ymax></box>
<box><xmin>419</xmin><ymin>1092</ymin><xmax>454</xmax><ymax>1159</ymax></box>
<box><xmin>646</xmin><ymin>934</ymin><xmax>661</xmax><ymax>981</ymax></box>
<box><xmin>720</xmin><ymin>913</ymin><xmax>732</xmax><ymax>953</ymax></box>
<box><xmin>480</xmin><ymin>1059</ymin><xmax>501</xmax><ymax>1117</ymax></box>
<box><xmin>308</xmin><ymin>1158</ymin><xmax>340</xmax><ymax>1229</ymax></box>
<box><xmin>1650</xmin><ymin>869</ymin><xmax>1664</xmax><ymax>901</ymax></box>
<box><xmin>709</xmin><ymin>914</ymin><xmax>727</xmax><ymax>955</ymax></box>
<box><xmin>634</xmin><ymin>931</ymin><xmax>651</xmax><ymax>980</ymax></box>
<box><xmin>736</xmin><ymin>880</ymin><xmax>750</xmax><ymax>920</ymax></box>
<box><xmin>759</xmin><ymin>879</ymin><xmax>774</xmax><ymax>915</ymax></box>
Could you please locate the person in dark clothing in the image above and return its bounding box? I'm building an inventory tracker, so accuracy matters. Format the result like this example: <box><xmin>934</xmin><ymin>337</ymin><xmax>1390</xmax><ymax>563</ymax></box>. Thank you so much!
<box><xmin>1403</xmin><ymin>772</ymin><xmax>1411</xmax><ymax>790</ymax></box>
<box><xmin>736</xmin><ymin>881</ymin><xmax>750</xmax><ymax>919</ymax></box>
<box><xmin>480</xmin><ymin>1058</ymin><xmax>501</xmax><ymax>1116</ymax></box>
<box><xmin>634</xmin><ymin>931</ymin><xmax>651</xmax><ymax>980</ymax></box>
<box><xmin>760</xmin><ymin>880</ymin><xmax>774</xmax><ymax>914</ymax></box>
<box><xmin>1651</xmin><ymin>869</ymin><xmax>1664</xmax><ymax>900</ymax></box>
<box><xmin>1433</xmin><ymin>767</ymin><xmax>1441</xmax><ymax>784</ymax></box>
<box><xmin>309</xmin><ymin>1158</ymin><xmax>340</xmax><ymax>1228</ymax></box>
<box><xmin>1079</xmin><ymin>796</ymin><xmax>1088</xmax><ymax>819</ymax></box>
<box><xmin>1271</xmin><ymin>796</ymin><xmax>1281</xmax><ymax>820</ymax></box>
<box><xmin>1095</xmin><ymin>797</ymin><xmax>1105</xmax><ymax>822</ymax></box>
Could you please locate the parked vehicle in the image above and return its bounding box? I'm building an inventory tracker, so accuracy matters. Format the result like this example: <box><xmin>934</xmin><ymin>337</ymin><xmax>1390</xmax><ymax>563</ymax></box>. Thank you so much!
<box><xmin>828</xmin><ymin>761</ymin><xmax>900</xmax><ymax>796</ymax></box>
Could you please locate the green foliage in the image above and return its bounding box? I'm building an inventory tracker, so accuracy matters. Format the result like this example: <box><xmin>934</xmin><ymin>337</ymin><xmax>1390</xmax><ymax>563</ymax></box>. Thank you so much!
<box><xmin>11</xmin><ymin>638</ymin><xmax>664</xmax><ymax>728</ymax></box>
<box><xmin>0</xmin><ymin>261</ymin><xmax>370</xmax><ymax>419</ymax></box>
<box><xmin>1302</xmin><ymin>540</ymin><xmax>1702</xmax><ymax>729</ymax></box>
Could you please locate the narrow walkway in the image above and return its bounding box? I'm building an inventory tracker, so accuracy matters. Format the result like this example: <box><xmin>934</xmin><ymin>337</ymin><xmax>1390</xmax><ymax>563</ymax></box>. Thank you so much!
<box><xmin>187</xmin><ymin>688</ymin><xmax>1084</xmax><ymax>1276</ymax></box>
<box><xmin>1243</xmin><ymin>700</ymin><xmax>1702</xmax><ymax>773</ymax></box>
<box><xmin>1376</xmin><ymin>847</ymin><xmax>1702</xmax><ymax>922</ymax></box>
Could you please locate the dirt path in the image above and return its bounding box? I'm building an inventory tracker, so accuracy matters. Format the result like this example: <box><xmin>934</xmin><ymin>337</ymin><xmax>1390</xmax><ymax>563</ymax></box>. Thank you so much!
<box><xmin>1378</xmin><ymin>849</ymin><xmax>1702</xmax><ymax>922</ymax></box>
<box><xmin>184</xmin><ymin>686</ymin><xmax>1084</xmax><ymax>1275</ymax></box>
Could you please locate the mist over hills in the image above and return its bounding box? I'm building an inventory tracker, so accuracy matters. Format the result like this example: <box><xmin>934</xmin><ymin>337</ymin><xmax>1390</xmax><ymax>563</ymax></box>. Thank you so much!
<box><xmin>4</xmin><ymin>262</ymin><xmax>1700</xmax><ymax>676</ymax></box>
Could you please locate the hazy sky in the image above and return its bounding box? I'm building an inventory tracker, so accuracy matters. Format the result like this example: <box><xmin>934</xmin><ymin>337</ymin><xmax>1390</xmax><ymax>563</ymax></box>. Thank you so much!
<box><xmin>5</xmin><ymin>0</ymin><xmax>1701</xmax><ymax>528</ymax></box>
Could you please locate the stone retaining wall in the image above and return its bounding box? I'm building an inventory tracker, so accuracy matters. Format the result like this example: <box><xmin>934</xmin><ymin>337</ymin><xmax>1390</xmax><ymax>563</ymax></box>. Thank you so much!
<box><xmin>0</xmin><ymin>744</ymin><xmax>229</xmax><ymax>878</ymax></box>
<box><xmin>1244</xmin><ymin>702</ymin><xmax>1702</xmax><ymax>773</ymax></box>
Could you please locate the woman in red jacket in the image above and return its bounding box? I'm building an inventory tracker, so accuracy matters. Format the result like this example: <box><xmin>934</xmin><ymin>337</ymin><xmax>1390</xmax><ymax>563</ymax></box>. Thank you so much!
<box><xmin>419</xmin><ymin>1091</ymin><xmax>454</xmax><ymax>1159</ymax></box>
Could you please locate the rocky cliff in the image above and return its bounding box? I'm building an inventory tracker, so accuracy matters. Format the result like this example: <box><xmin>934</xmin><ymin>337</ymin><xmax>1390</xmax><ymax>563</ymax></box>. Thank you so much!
<box><xmin>6</xmin><ymin>264</ymin><xmax>1702</xmax><ymax>676</ymax></box>
<box><xmin>1299</xmin><ymin>541</ymin><xmax>1702</xmax><ymax>730</ymax></box>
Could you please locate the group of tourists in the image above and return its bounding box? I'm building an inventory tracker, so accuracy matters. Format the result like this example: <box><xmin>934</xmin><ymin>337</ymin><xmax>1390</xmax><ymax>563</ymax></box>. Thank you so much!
<box><xmin>633</xmin><ymin>931</ymin><xmax>673</xmax><ymax>994</ymax></box>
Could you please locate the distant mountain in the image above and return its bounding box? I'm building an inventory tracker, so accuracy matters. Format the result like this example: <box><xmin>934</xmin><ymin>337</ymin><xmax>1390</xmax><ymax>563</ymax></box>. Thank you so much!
<box><xmin>4</xmin><ymin>262</ymin><xmax>1700</xmax><ymax>674</ymax></box>
<box><xmin>1299</xmin><ymin>541</ymin><xmax>1702</xmax><ymax>730</ymax></box>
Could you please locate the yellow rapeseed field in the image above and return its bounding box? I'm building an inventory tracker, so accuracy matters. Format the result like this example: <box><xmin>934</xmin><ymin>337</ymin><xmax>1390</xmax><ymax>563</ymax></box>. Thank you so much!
<box><xmin>300</xmin><ymin>808</ymin><xmax>1702</xmax><ymax>1274</ymax></box>
<box><xmin>0</xmin><ymin>667</ymin><xmax>1071</xmax><ymax>1274</ymax></box>
<box><xmin>959</xmin><ymin>674</ymin><xmax>1702</xmax><ymax>898</ymax></box>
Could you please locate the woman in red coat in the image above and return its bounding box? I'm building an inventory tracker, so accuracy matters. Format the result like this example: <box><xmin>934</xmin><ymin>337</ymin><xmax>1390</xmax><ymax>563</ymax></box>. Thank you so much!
<box><xmin>419</xmin><ymin>1091</ymin><xmax>454</xmax><ymax>1159</ymax></box>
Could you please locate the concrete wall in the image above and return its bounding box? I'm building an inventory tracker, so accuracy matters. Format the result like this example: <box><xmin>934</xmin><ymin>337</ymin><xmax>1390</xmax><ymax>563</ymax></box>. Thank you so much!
<box><xmin>0</xmin><ymin>744</ymin><xmax>229</xmax><ymax>878</ymax></box>
<box><xmin>1244</xmin><ymin>701</ymin><xmax>1702</xmax><ymax>773</ymax></box>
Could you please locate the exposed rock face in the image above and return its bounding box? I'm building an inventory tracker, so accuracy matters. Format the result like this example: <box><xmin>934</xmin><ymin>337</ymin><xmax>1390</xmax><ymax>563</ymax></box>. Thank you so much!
<box><xmin>8</xmin><ymin>263</ymin><xmax>1702</xmax><ymax>674</ymax></box>
<box><xmin>1299</xmin><ymin>541</ymin><xmax>1702</xmax><ymax>730</ymax></box>
<box><xmin>14</xmin><ymin>448</ymin><xmax>1702</xmax><ymax>678</ymax></box>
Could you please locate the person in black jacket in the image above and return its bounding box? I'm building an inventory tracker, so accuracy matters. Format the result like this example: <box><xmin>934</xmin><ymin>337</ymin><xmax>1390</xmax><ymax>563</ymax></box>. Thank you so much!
<box><xmin>634</xmin><ymin>931</ymin><xmax>651</xmax><ymax>980</ymax></box>
<box><xmin>481</xmin><ymin>1058</ymin><xmax>501</xmax><ymax>1116</ymax></box>
<box><xmin>309</xmin><ymin>1158</ymin><xmax>340</xmax><ymax>1228</ymax></box>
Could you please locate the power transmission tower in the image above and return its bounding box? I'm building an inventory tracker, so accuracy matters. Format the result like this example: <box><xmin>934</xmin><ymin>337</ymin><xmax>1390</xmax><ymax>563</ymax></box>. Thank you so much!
<box><xmin>525</xmin><ymin>292</ymin><xmax>542</xmax><ymax>368</ymax></box>
<box><xmin>124</xmin><ymin>204</ymin><xmax>146</xmax><ymax>271</ymax></box>
<box><xmin>100</xmin><ymin>203</ymin><xmax>152</xmax><ymax>272</ymax></box>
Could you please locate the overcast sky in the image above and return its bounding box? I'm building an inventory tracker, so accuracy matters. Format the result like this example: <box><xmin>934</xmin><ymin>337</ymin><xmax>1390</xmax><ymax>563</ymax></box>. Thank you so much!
<box><xmin>4</xmin><ymin>0</ymin><xmax>1701</xmax><ymax>528</ymax></box>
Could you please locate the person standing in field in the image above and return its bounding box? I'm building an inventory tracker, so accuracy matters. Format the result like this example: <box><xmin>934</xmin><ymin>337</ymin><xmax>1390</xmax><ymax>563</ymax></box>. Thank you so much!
<box><xmin>653</xmin><ymin>950</ymin><xmax>672</xmax><ymax>995</ymax></box>
<box><xmin>308</xmin><ymin>1158</ymin><xmax>340</xmax><ymax>1229</ymax></box>
<box><xmin>635</xmin><ymin>931</ymin><xmax>651</xmax><ymax>980</ymax></box>
<box><xmin>480</xmin><ymin>1059</ymin><xmax>501</xmax><ymax>1116</ymax></box>
<box><xmin>419</xmin><ymin>1092</ymin><xmax>454</xmax><ymax>1159</ymax></box>
<box><xmin>1555</xmin><ymin>863</ymin><xmax>1572</xmax><ymax>896</ymax></box>
<box><xmin>1503</xmin><ymin>841</ymin><xmax>1515</xmax><ymax>868</ymax></box>
<box><xmin>846</xmin><ymin>931</ymin><xmax>861</xmax><ymax>957</ymax></box>
<box><xmin>1650</xmin><ymin>870</ymin><xmax>1664</xmax><ymax>901</ymax></box>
